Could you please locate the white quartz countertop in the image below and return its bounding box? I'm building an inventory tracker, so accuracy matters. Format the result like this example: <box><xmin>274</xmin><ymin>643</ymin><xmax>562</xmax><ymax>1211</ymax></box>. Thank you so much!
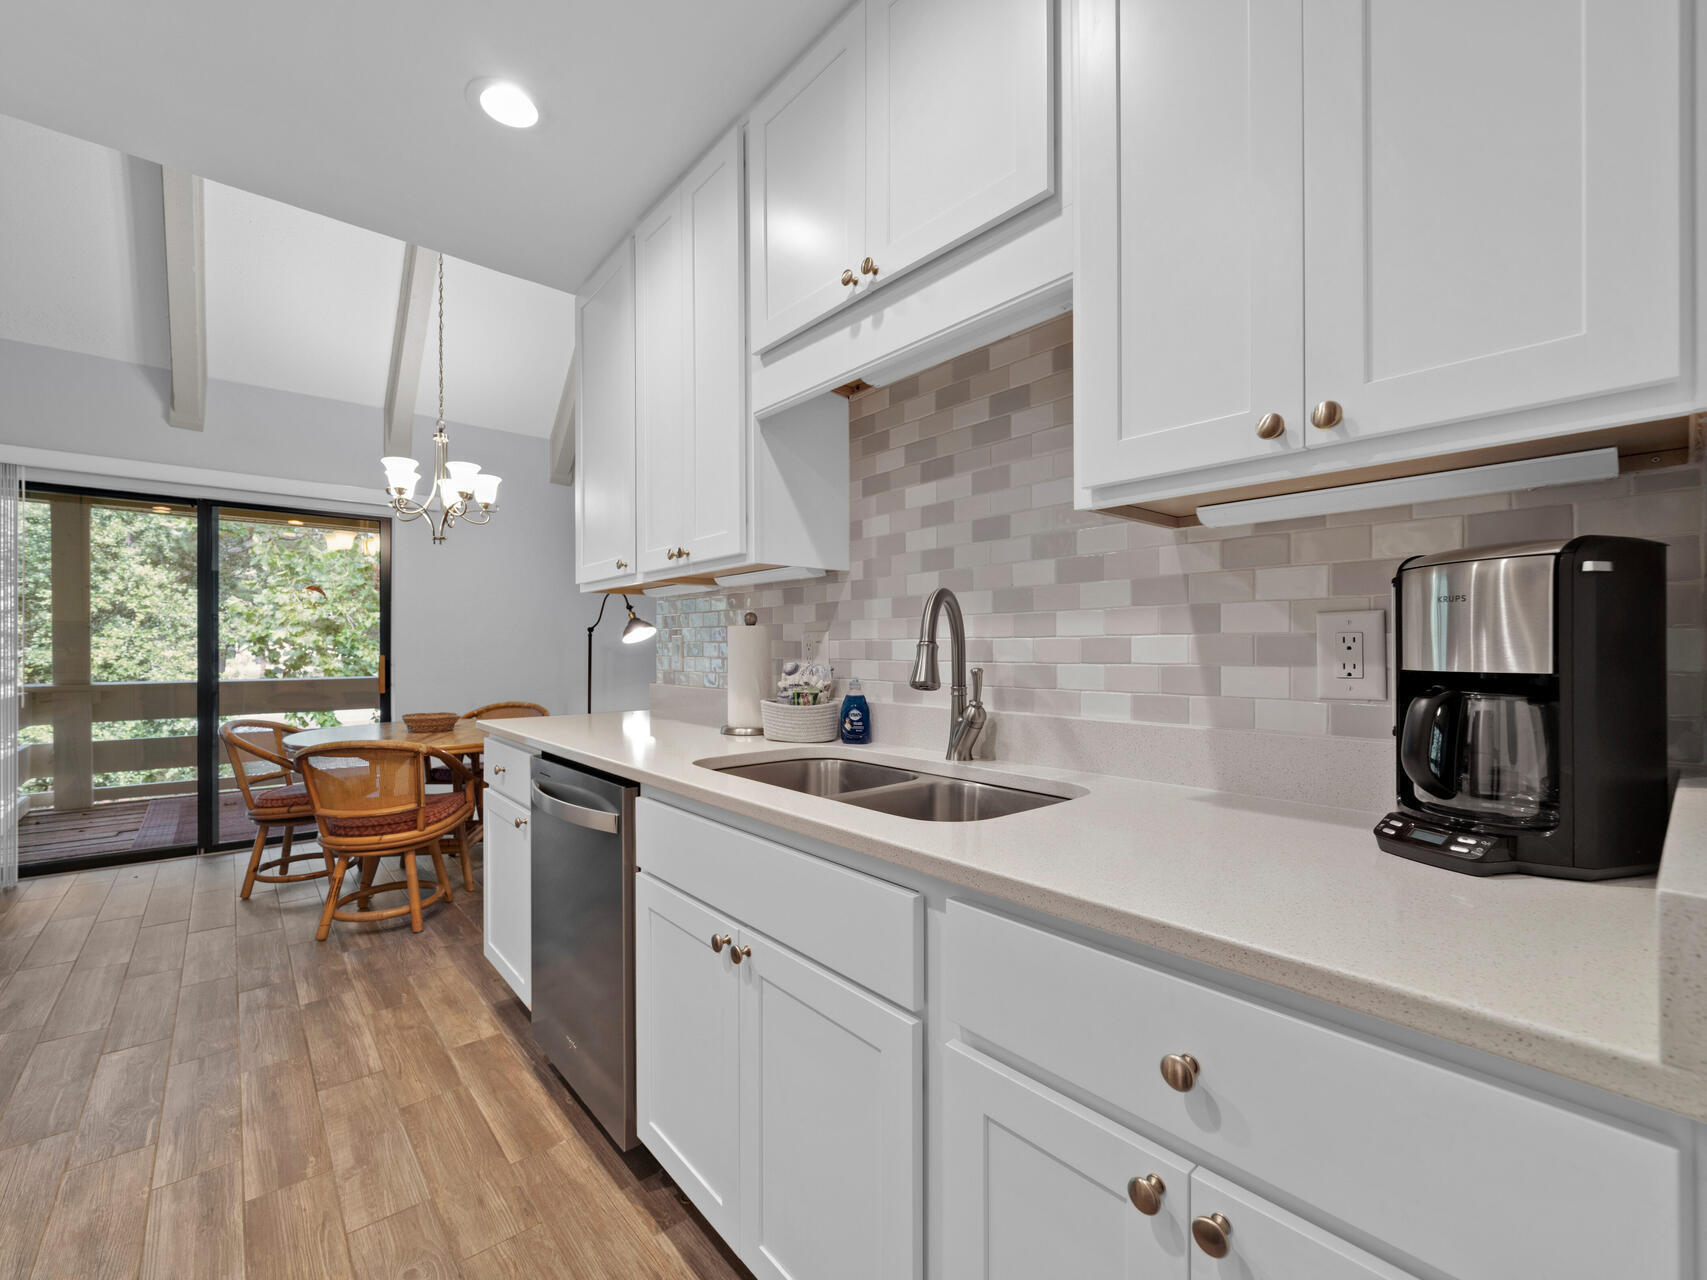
<box><xmin>483</xmin><ymin>711</ymin><xmax>1707</xmax><ymax>1121</ymax></box>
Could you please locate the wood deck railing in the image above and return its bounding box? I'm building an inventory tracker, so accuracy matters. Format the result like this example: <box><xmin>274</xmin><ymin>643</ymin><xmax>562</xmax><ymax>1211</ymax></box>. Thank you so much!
<box><xmin>22</xmin><ymin>676</ymin><xmax>380</xmax><ymax>809</ymax></box>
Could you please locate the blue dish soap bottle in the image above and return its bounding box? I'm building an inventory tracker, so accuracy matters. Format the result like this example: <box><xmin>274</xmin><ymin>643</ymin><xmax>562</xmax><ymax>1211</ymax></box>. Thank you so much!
<box><xmin>840</xmin><ymin>677</ymin><xmax>871</xmax><ymax>745</ymax></box>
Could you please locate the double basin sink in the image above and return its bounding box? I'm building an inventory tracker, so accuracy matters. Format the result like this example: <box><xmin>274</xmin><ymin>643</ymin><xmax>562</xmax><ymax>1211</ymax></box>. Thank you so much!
<box><xmin>707</xmin><ymin>756</ymin><xmax>1071</xmax><ymax>823</ymax></box>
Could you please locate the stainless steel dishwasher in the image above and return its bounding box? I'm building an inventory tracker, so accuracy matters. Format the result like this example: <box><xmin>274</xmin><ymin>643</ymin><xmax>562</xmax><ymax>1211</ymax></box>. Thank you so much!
<box><xmin>529</xmin><ymin>754</ymin><xmax>639</xmax><ymax>1151</ymax></box>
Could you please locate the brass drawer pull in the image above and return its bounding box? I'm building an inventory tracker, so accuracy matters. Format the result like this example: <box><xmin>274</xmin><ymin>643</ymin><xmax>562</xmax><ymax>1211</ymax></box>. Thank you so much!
<box><xmin>513</xmin><ymin>817</ymin><xmax>527</xmax><ymax>829</ymax></box>
<box><xmin>1160</xmin><ymin>1053</ymin><xmax>1200</xmax><ymax>1092</ymax></box>
<box><xmin>841</xmin><ymin>268</ymin><xmax>858</xmax><ymax>287</ymax></box>
<box><xmin>860</xmin><ymin>256</ymin><xmax>879</xmax><ymax>278</ymax></box>
<box><xmin>1192</xmin><ymin>1213</ymin><xmax>1232</xmax><ymax>1258</ymax></box>
<box><xmin>730</xmin><ymin>943</ymin><xmax>752</xmax><ymax>965</ymax></box>
<box><xmin>1127</xmin><ymin>1173</ymin><xmax>1165</xmax><ymax>1215</ymax></box>
<box><xmin>616</xmin><ymin>559</ymin><xmax>628</xmax><ymax>570</ymax></box>
<box><xmin>1255</xmin><ymin>412</ymin><xmax>1284</xmax><ymax>440</ymax></box>
<box><xmin>1311</xmin><ymin>400</ymin><xmax>1344</xmax><ymax>430</ymax></box>
<box><xmin>491</xmin><ymin>765</ymin><xmax>506</xmax><ymax>776</ymax></box>
<box><xmin>710</xmin><ymin>933</ymin><xmax>731</xmax><ymax>953</ymax></box>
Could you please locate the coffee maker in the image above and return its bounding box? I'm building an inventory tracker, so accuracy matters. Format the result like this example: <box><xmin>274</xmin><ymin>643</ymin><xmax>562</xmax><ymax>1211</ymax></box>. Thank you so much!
<box><xmin>1376</xmin><ymin>536</ymin><xmax>1669</xmax><ymax>878</ymax></box>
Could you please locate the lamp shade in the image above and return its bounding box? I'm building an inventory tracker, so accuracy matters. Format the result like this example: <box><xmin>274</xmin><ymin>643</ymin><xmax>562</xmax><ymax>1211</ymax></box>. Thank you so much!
<box><xmin>472</xmin><ymin>473</ymin><xmax>501</xmax><ymax>506</ymax></box>
<box><xmin>381</xmin><ymin>456</ymin><xmax>420</xmax><ymax>488</ymax></box>
<box><xmin>621</xmin><ymin>606</ymin><xmax>657</xmax><ymax>644</ymax></box>
<box><xmin>445</xmin><ymin>460</ymin><xmax>482</xmax><ymax>488</ymax></box>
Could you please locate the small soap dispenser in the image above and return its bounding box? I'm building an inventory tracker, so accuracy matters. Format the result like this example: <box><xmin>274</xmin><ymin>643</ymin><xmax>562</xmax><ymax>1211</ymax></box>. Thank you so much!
<box><xmin>839</xmin><ymin>677</ymin><xmax>872</xmax><ymax>745</ymax></box>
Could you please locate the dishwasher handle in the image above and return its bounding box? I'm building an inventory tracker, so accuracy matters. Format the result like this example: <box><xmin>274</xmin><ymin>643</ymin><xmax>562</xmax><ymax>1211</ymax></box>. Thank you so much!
<box><xmin>531</xmin><ymin>780</ymin><xmax>621</xmax><ymax>834</ymax></box>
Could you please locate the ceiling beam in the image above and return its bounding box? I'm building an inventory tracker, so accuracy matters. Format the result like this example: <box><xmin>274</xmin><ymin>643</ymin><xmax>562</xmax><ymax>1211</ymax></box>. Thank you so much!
<box><xmin>383</xmin><ymin>244</ymin><xmax>441</xmax><ymax>456</ymax></box>
<box><xmin>549</xmin><ymin>349</ymin><xmax>577</xmax><ymax>486</ymax></box>
<box><xmin>161</xmin><ymin>168</ymin><xmax>206</xmax><ymax>431</ymax></box>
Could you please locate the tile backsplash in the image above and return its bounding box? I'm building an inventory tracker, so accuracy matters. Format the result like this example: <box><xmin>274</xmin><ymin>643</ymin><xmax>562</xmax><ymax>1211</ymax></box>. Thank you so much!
<box><xmin>655</xmin><ymin>314</ymin><xmax>1707</xmax><ymax>763</ymax></box>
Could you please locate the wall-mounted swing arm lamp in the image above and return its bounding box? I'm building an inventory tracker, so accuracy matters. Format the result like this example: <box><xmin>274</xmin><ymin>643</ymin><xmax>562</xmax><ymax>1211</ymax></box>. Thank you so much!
<box><xmin>586</xmin><ymin>594</ymin><xmax>656</xmax><ymax>714</ymax></box>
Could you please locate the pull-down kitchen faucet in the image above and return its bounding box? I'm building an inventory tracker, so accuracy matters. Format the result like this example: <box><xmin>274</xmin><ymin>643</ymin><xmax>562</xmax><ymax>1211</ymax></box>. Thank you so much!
<box><xmin>909</xmin><ymin>587</ymin><xmax>987</xmax><ymax>760</ymax></box>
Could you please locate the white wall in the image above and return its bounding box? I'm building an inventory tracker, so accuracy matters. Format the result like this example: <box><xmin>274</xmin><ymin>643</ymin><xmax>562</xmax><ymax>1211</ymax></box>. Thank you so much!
<box><xmin>0</xmin><ymin>336</ymin><xmax>656</xmax><ymax>718</ymax></box>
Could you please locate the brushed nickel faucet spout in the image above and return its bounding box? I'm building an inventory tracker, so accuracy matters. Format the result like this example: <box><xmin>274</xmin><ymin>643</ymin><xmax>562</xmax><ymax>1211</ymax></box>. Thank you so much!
<box><xmin>910</xmin><ymin>587</ymin><xmax>987</xmax><ymax>760</ymax></box>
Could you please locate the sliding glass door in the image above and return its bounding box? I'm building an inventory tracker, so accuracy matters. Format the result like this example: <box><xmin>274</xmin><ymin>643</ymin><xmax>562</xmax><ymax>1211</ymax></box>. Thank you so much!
<box><xmin>18</xmin><ymin>483</ymin><xmax>389</xmax><ymax>873</ymax></box>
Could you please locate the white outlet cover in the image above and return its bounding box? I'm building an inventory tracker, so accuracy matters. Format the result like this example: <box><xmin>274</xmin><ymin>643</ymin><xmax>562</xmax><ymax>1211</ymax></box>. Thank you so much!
<box><xmin>1316</xmin><ymin>609</ymin><xmax>1387</xmax><ymax>701</ymax></box>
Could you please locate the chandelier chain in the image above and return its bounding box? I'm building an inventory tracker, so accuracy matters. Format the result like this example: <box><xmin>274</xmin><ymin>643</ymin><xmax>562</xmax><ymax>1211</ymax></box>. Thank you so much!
<box><xmin>437</xmin><ymin>254</ymin><xmax>445</xmax><ymax>425</ymax></box>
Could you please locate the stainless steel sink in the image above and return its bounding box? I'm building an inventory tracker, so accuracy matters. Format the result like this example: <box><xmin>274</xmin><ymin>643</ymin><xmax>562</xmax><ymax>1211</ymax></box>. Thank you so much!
<box><xmin>707</xmin><ymin>755</ymin><xmax>1071</xmax><ymax>822</ymax></box>
<box><xmin>837</xmin><ymin>777</ymin><xmax>1064</xmax><ymax>822</ymax></box>
<box><xmin>715</xmin><ymin>757</ymin><xmax>919</xmax><ymax>797</ymax></box>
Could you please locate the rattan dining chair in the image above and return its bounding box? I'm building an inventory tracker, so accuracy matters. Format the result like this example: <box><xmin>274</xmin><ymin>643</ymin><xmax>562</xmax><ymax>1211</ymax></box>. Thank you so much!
<box><xmin>297</xmin><ymin>741</ymin><xmax>477</xmax><ymax>939</ymax></box>
<box><xmin>427</xmin><ymin>701</ymin><xmax>551</xmax><ymax>843</ymax></box>
<box><xmin>220</xmin><ymin>718</ymin><xmax>327</xmax><ymax>899</ymax></box>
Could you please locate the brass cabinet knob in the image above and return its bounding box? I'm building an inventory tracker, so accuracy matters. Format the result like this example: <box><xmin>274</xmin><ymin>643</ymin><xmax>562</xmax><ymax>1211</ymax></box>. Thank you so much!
<box><xmin>860</xmin><ymin>256</ymin><xmax>879</xmax><ymax>277</ymax></box>
<box><xmin>710</xmin><ymin>933</ymin><xmax>731</xmax><ymax>953</ymax></box>
<box><xmin>616</xmin><ymin>559</ymin><xmax>628</xmax><ymax>570</ymax></box>
<box><xmin>1191</xmin><ymin>1213</ymin><xmax>1232</xmax><ymax>1259</ymax></box>
<box><xmin>1311</xmin><ymin>400</ymin><xmax>1344</xmax><ymax>430</ymax></box>
<box><xmin>1159</xmin><ymin>1053</ymin><xmax>1200</xmax><ymax>1092</ymax></box>
<box><xmin>730</xmin><ymin>943</ymin><xmax>752</xmax><ymax>965</ymax></box>
<box><xmin>491</xmin><ymin>765</ymin><xmax>506</xmax><ymax>776</ymax></box>
<box><xmin>666</xmin><ymin>548</ymin><xmax>678</xmax><ymax>560</ymax></box>
<box><xmin>1255</xmin><ymin>412</ymin><xmax>1285</xmax><ymax>440</ymax></box>
<box><xmin>675</xmin><ymin>547</ymin><xmax>689</xmax><ymax>559</ymax></box>
<box><xmin>1126</xmin><ymin>1174</ymin><xmax>1165</xmax><ymax>1216</ymax></box>
<box><xmin>513</xmin><ymin>817</ymin><xmax>527</xmax><ymax>829</ymax></box>
<box><xmin>841</xmin><ymin>268</ymin><xmax>858</xmax><ymax>286</ymax></box>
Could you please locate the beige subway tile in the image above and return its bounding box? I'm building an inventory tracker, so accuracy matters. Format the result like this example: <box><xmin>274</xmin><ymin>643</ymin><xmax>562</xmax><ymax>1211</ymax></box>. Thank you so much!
<box><xmin>1190</xmin><ymin>697</ymin><xmax>1254</xmax><ymax>728</ymax></box>
<box><xmin>1370</xmin><ymin>517</ymin><xmax>1462</xmax><ymax>558</ymax></box>
<box><xmin>1291</xmin><ymin>525</ymin><xmax>1372</xmax><ymax>564</ymax></box>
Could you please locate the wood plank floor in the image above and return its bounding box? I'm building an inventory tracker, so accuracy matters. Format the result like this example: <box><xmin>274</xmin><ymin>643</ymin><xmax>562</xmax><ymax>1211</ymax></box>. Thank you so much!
<box><xmin>0</xmin><ymin>845</ymin><xmax>750</xmax><ymax>1280</ymax></box>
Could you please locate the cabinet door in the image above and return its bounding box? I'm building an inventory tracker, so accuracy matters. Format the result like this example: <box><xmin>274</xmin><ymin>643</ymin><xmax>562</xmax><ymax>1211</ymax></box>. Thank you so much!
<box><xmin>942</xmin><ymin>1042</ymin><xmax>1191</xmax><ymax>1280</ymax></box>
<box><xmin>635</xmin><ymin>191</ymin><xmax>688</xmax><ymax>574</ymax></box>
<box><xmin>747</xmin><ymin>2</ymin><xmax>867</xmax><ymax>352</ymax></box>
<box><xmin>635</xmin><ymin>873</ymin><xmax>742</xmax><ymax>1243</ymax></box>
<box><xmin>574</xmin><ymin>240</ymin><xmax>638</xmax><ymax>586</ymax></box>
<box><xmin>1187</xmin><ymin>1170</ymin><xmax>1417</xmax><ymax>1280</ymax></box>
<box><xmin>1075</xmin><ymin>0</ymin><xmax>1305</xmax><ymax>493</ymax></box>
<box><xmin>866</xmin><ymin>0</ymin><xmax>1054</xmax><ymax>287</ymax></box>
<box><xmin>480</xmin><ymin>789</ymin><xmax>530</xmax><ymax>1006</ymax></box>
<box><xmin>680</xmin><ymin>130</ymin><xmax>747</xmax><ymax>566</ymax></box>
<box><xmin>1302</xmin><ymin>0</ymin><xmax>1684</xmax><ymax>446</ymax></box>
<box><xmin>736</xmin><ymin>926</ymin><xmax>921</xmax><ymax>1280</ymax></box>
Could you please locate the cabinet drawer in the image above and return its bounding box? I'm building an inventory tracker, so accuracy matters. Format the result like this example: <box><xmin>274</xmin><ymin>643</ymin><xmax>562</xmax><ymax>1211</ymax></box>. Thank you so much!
<box><xmin>481</xmin><ymin>735</ymin><xmax>534</xmax><ymax>807</ymax></box>
<box><xmin>637</xmin><ymin>797</ymin><xmax>922</xmax><ymax>1010</ymax></box>
<box><xmin>945</xmin><ymin>901</ymin><xmax>1682</xmax><ymax>1280</ymax></box>
<box><xmin>1187</xmin><ymin>1168</ymin><xmax>1414</xmax><ymax>1280</ymax></box>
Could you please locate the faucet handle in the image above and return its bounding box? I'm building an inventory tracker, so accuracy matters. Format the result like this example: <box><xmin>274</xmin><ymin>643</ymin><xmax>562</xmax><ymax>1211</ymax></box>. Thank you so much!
<box><xmin>970</xmin><ymin>667</ymin><xmax>984</xmax><ymax>705</ymax></box>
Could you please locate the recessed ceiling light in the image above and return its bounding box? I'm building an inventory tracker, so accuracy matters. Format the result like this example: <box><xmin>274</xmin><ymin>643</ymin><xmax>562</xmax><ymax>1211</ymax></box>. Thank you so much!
<box><xmin>475</xmin><ymin>80</ymin><xmax>539</xmax><ymax>129</ymax></box>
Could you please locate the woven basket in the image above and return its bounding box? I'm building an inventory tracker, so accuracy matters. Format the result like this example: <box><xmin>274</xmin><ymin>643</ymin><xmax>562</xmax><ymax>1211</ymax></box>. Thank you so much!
<box><xmin>761</xmin><ymin>699</ymin><xmax>841</xmax><ymax>744</ymax></box>
<box><xmin>402</xmin><ymin>712</ymin><xmax>459</xmax><ymax>733</ymax></box>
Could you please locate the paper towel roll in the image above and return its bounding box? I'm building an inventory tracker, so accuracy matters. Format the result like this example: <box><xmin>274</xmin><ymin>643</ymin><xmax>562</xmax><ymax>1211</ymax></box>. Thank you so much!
<box><xmin>725</xmin><ymin>623</ymin><xmax>775</xmax><ymax>732</ymax></box>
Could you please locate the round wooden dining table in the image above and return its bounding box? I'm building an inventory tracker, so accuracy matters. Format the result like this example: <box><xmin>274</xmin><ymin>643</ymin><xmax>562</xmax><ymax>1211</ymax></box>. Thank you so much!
<box><xmin>280</xmin><ymin>719</ymin><xmax>486</xmax><ymax>761</ymax></box>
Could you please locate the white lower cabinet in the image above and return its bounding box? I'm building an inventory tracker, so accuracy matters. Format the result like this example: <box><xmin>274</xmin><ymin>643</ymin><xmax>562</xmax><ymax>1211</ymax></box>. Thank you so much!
<box><xmin>635</xmin><ymin>873</ymin><xmax>743</xmax><ymax>1244</ymax></box>
<box><xmin>635</xmin><ymin>863</ymin><xmax>923</xmax><ymax>1279</ymax></box>
<box><xmin>479</xmin><ymin>788</ymin><xmax>530</xmax><ymax>1007</ymax></box>
<box><xmin>943</xmin><ymin>1042</ymin><xmax>1193</xmax><ymax>1279</ymax></box>
<box><xmin>737</xmin><ymin>917</ymin><xmax>922</xmax><ymax>1280</ymax></box>
<box><xmin>1185</xmin><ymin>1169</ymin><xmax>1413</xmax><ymax>1280</ymax></box>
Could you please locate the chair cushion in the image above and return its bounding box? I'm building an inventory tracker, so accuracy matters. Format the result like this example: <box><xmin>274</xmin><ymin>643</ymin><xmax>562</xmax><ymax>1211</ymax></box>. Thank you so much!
<box><xmin>325</xmin><ymin>790</ymin><xmax>469</xmax><ymax>838</ymax></box>
<box><xmin>427</xmin><ymin>757</ymin><xmax>482</xmax><ymax>786</ymax></box>
<box><xmin>252</xmin><ymin>784</ymin><xmax>310</xmax><ymax>809</ymax></box>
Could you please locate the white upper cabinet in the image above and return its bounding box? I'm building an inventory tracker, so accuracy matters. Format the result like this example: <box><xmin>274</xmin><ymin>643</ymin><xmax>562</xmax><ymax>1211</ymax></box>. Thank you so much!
<box><xmin>638</xmin><ymin>129</ymin><xmax>748</xmax><ymax>576</ymax></box>
<box><xmin>1075</xmin><ymin>0</ymin><xmax>1303</xmax><ymax>485</ymax></box>
<box><xmin>574</xmin><ymin>240</ymin><xmax>638</xmax><ymax>586</ymax></box>
<box><xmin>865</xmin><ymin>0</ymin><xmax>1055</xmax><ymax>287</ymax></box>
<box><xmin>635</xmin><ymin>192</ymin><xmax>687</xmax><ymax>575</ymax></box>
<box><xmin>1302</xmin><ymin>0</ymin><xmax>1683</xmax><ymax>447</ymax></box>
<box><xmin>679</xmin><ymin>132</ymin><xmax>748</xmax><ymax>566</ymax></box>
<box><xmin>749</xmin><ymin>0</ymin><xmax>1057</xmax><ymax>353</ymax></box>
<box><xmin>748</xmin><ymin>4</ymin><xmax>868</xmax><ymax>352</ymax></box>
<box><xmin>1075</xmin><ymin>0</ymin><xmax>1700</xmax><ymax>510</ymax></box>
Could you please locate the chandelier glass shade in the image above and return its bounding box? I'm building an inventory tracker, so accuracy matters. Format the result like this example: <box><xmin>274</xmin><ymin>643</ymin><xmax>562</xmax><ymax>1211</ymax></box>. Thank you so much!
<box><xmin>382</xmin><ymin>258</ymin><xmax>501</xmax><ymax>543</ymax></box>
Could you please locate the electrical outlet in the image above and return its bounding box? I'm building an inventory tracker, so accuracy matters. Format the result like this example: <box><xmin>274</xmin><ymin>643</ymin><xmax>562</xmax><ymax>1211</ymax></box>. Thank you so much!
<box><xmin>1335</xmin><ymin>631</ymin><xmax>1363</xmax><ymax>679</ymax></box>
<box><xmin>1316</xmin><ymin>610</ymin><xmax>1387</xmax><ymax>701</ymax></box>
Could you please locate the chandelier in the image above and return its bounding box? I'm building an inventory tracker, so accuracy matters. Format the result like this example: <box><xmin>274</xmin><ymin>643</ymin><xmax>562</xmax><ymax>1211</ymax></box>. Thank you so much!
<box><xmin>380</xmin><ymin>257</ymin><xmax>500</xmax><ymax>543</ymax></box>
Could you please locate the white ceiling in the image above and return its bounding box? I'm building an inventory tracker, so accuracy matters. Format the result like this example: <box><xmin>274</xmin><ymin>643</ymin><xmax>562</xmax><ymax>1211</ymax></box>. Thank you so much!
<box><xmin>0</xmin><ymin>0</ymin><xmax>847</xmax><ymax>292</ymax></box>
<box><xmin>1</xmin><ymin>115</ymin><xmax>579</xmax><ymax>439</ymax></box>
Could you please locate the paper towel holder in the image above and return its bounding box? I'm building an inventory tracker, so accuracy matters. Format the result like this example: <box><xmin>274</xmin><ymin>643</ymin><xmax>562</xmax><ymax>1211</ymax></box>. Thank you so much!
<box><xmin>722</xmin><ymin>612</ymin><xmax>768</xmax><ymax>736</ymax></box>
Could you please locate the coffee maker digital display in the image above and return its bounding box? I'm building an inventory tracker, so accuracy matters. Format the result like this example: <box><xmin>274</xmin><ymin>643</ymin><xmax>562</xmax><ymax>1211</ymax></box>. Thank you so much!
<box><xmin>1377</xmin><ymin>536</ymin><xmax>1668</xmax><ymax>878</ymax></box>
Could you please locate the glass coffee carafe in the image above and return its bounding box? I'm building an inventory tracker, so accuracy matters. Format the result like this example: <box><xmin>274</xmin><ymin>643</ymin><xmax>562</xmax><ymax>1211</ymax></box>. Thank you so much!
<box><xmin>1399</xmin><ymin>688</ymin><xmax>1559</xmax><ymax>828</ymax></box>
